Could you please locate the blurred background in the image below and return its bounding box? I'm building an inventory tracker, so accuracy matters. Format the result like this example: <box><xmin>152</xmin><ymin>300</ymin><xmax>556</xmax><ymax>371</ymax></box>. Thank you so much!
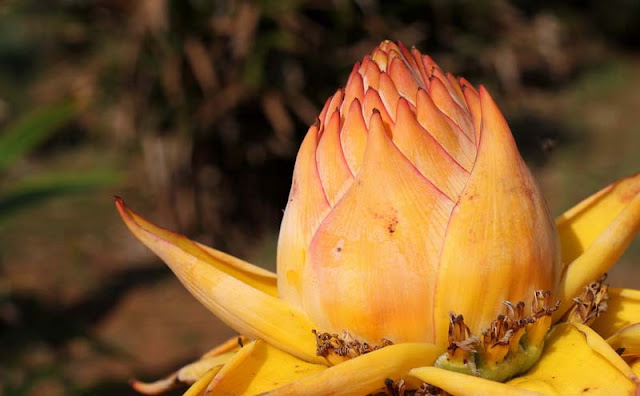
<box><xmin>1</xmin><ymin>0</ymin><xmax>639</xmax><ymax>395</ymax></box>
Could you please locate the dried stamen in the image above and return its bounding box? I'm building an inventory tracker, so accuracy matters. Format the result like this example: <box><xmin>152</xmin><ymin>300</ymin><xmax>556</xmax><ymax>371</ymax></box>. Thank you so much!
<box><xmin>446</xmin><ymin>313</ymin><xmax>479</xmax><ymax>366</ymax></box>
<box><xmin>373</xmin><ymin>379</ymin><xmax>446</xmax><ymax>396</ymax></box>
<box><xmin>525</xmin><ymin>290</ymin><xmax>560</xmax><ymax>348</ymax></box>
<box><xmin>312</xmin><ymin>329</ymin><xmax>393</xmax><ymax>359</ymax></box>
<box><xmin>564</xmin><ymin>274</ymin><xmax>609</xmax><ymax>326</ymax></box>
<box><xmin>415</xmin><ymin>383</ymin><xmax>448</xmax><ymax>396</ymax></box>
<box><xmin>436</xmin><ymin>289</ymin><xmax>559</xmax><ymax>382</ymax></box>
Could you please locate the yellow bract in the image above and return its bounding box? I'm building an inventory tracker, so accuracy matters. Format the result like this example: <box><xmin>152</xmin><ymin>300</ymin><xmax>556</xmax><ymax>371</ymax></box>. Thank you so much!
<box><xmin>554</xmin><ymin>174</ymin><xmax>640</xmax><ymax>321</ymax></box>
<box><xmin>592</xmin><ymin>287</ymin><xmax>640</xmax><ymax>338</ymax></box>
<box><xmin>115</xmin><ymin>198</ymin><xmax>325</xmax><ymax>365</ymax></box>
<box><xmin>262</xmin><ymin>343</ymin><xmax>443</xmax><ymax>396</ymax></box>
<box><xmin>507</xmin><ymin>323</ymin><xmax>638</xmax><ymax>395</ymax></box>
<box><xmin>205</xmin><ymin>340</ymin><xmax>326</xmax><ymax>395</ymax></box>
<box><xmin>409</xmin><ymin>366</ymin><xmax>544</xmax><ymax>396</ymax></box>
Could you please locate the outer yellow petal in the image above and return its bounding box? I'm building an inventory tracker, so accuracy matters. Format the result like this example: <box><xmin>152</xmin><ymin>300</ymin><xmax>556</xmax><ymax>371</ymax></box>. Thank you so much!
<box><xmin>115</xmin><ymin>198</ymin><xmax>325</xmax><ymax>365</ymax></box>
<box><xmin>114</xmin><ymin>197</ymin><xmax>276</xmax><ymax>296</ymax></box>
<box><xmin>433</xmin><ymin>86</ymin><xmax>560</xmax><ymax>344</ymax></box>
<box><xmin>200</xmin><ymin>335</ymin><xmax>248</xmax><ymax>358</ymax></box>
<box><xmin>572</xmin><ymin>322</ymin><xmax>637</xmax><ymax>380</ymax></box>
<box><xmin>606</xmin><ymin>323</ymin><xmax>640</xmax><ymax>358</ymax></box>
<box><xmin>556</xmin><ymin>173</ymin><xmax>640</xmax><ymax>265</ymax></box>
<box><xmin>631</xmin><ymin>359</ymin><xmax>640</xmax><ymax>377</ymax></box>
<box><xmin>554</xmin><ymin>174</ymin><xmax>640</xmax><ymax>320</ymax></box>
<box><xmin>183</xmin><ymin>367</ymin><xmax>222</xmax><ymax>396</ymax></box>
<box><xmin>408</xmin><ymin>366</ymin><xmax>544</xmax><ymax>396</ymax></box>
<box><xmin>206</xmin><ymin>340</ymin><xmax>326</xmax><ymax>395</ymax></box>
<box><xmin>592</xmin><ymin>288</ymin><xmax>640</xmax><ymax>339</ymax></box>
<box><xmin>131</xmin><ymin>336</ymin><xmax>244</xmax><ymax>395</ymax></box>
<box><xmin>176</xmin><ymin>352</ymin><xmax>236</xmax><ymax>383</ymax></box>
<box><xmin>507</xmin><ymin>323</ymin><xmax>639</xmax><ymax>395</ymax></box>
<box><xmin>262</xmin><ymin>343</ymin><xmax>444</xmax><ymax>396</ymax></box>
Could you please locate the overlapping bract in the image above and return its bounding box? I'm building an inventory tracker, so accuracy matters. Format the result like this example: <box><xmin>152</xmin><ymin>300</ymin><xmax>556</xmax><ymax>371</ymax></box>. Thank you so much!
<box><xmin>277</xmin><ymin>41</ymin><xmax>559</xmax><ymax>345</ymax></box>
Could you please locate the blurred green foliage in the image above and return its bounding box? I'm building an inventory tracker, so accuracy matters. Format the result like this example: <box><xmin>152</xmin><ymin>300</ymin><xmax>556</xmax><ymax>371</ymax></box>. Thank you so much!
<box><xmin>0</xmin><ymin>102</ymin><xmax>122</xmax><ymax>227</ymax></box>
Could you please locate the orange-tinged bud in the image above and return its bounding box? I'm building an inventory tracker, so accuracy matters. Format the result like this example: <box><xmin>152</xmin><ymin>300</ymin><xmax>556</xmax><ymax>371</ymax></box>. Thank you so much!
<box><xmin>277</xmin><ymin>41</ymin><xmax>561</xmax><ymax>347</ymax></box>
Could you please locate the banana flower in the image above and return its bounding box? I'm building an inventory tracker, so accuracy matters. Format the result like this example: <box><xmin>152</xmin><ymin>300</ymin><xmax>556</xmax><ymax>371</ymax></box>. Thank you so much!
<box><xmin>116</xmin><ymin>41</ymin><xmax>640</xmax><ymax>395</ymax></box>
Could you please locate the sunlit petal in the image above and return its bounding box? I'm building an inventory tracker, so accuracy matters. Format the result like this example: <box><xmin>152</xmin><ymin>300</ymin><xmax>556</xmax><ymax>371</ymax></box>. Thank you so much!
<box><xmin>554</xmin><ymin>174</ymin><xmax>640</xmax><ymax>320</ymax></box>
<box><xmin>115</xmin><ymin>198</ymin><xmax>325</xmax><ymax>365</ymax></box>
<box><xmin>606</xmin><ymin>323</ymin><xmax>640</xmax><ymax>358</ymax></box>
<box><xmin>263</xmin><ymin>343</ymin><xmax>443</xmax><ymax>396</ymax></box>
<box><xmin>409</xmin><ymin>366</ymin><xmax>545</xmax><ymax>396</ymax></box>
<box><xmin>183</xmin><ymin>368</ymin><xmax>222</xmax><ymax>396</ymax></box>
<box><xmin>507</xmin><ymin>323</ymin><xmax>639</xmax><ymax>395</ymax></box>
<box><xmin>114</xmin><ymin>197</ymin><xmax>276</xmax><ymax>296</ymax></box>
<box><xmin>556</xmin><ymin>173</ymin><xmax>640</xmax><ymax>265</ymax></box>
<box><xmin>206</xmin><ymin>340</ymin><xmax>326</xmax><ymax>395</ymax></box>
<box><xmin>592</xmin><ymin>288</ymin><xmax>640</xmax><ymax>338</ymax></box>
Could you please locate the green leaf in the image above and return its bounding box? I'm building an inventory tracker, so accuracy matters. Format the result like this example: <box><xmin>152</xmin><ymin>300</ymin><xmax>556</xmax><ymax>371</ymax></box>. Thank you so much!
<box><xmin>0</xmin><ymin>101</ymin><xmax>77</xmax><ymax>173</ymax></box>
<box><xmin>0</xmin><ymin>169</ymin><xmax>123</xmax><ymax>225</ymax></box>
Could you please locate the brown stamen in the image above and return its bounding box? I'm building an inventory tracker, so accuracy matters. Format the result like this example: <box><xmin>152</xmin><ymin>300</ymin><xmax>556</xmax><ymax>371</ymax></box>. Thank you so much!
<box><xmin>524</xmin><ymin>290</ymin><xmax>560</xmax><ymax>348</ymax></box>
<box><xmin>446</xmin><ymin>313</ymin><xmax>479</xmax><ymax>365</ymax></box>
<box><xmin>312</xmin><ymin>329</ymin><xmax>393</xmax><ymax>359</ymax></box>
<box><xmin>375</xmin><ymin>379</ymin><xmax>446</xmax><ymax>396</ymax></box>
<box><xmin>564</xmin><ymin>274</ymin><xmax>609</xmax><ymax>326</ymax></box>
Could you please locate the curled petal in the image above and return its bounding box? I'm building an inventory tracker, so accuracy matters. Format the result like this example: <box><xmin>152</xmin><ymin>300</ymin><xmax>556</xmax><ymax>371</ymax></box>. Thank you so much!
<box><xmin>507</xmin><ymin>323</ymin><xmax>639</xmax><ymax>394</ymax></box>
<box><xmin>433</xmin><ymin>87</ymin><xmax>560</xmax><ymax>344</ymax></box>
<box><xmin>116</xmin><ymin>198</ymin><xmax>325</xmax><ymax>365</ymax></box>
<box><xmin>592</xmin><ymin>288</ymin><xmax>640</xmax><ymax>339</ymax></box>
<box><xmin>263</xmin><ymin>343</ymin><xmax>443</xmax><ymax>396</ymax></box>
<box><xmin>114</xmin><ymin>197</ymin><xmax>276</xmax><ymax>296</ymax></box>
<box><xmin>554</xmin><ymin>174</ymin><xmax>640</xmax><ymax>321</ymax></box>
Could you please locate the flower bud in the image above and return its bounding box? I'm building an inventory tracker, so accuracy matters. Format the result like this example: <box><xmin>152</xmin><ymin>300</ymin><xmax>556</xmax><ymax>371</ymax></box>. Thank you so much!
<box><xmin>277</xmin><ymin>41</ymin><xmax>561</xmax><ymax>347</ymax></box>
